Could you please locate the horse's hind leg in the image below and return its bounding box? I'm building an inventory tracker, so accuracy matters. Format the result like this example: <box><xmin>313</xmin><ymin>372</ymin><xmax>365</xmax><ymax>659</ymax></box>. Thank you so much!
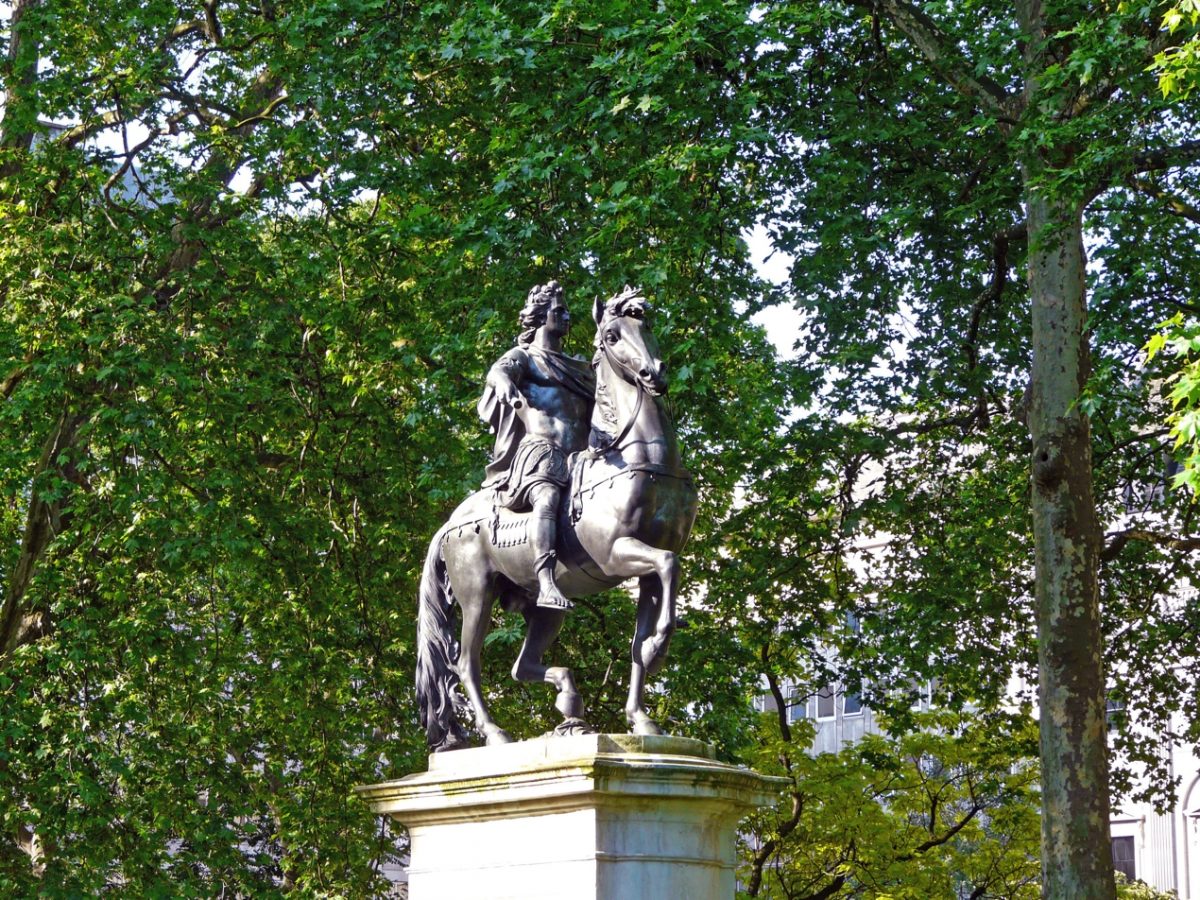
<box><xmin>511</xmin><ymin>604</ymin><xmax>586</xmax><ymax>724</ymax></box>
<box><xmin>457</xmin><ymin>576</ymin><xmax>513</xmax><ymax>746</ymax></box>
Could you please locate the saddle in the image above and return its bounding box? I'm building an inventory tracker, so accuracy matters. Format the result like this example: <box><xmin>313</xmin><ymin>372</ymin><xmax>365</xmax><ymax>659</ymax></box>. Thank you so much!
<box><xmin>482</xmin><ymin>448</ymin><xmax>599</xmax><ymax>550</ymax></box>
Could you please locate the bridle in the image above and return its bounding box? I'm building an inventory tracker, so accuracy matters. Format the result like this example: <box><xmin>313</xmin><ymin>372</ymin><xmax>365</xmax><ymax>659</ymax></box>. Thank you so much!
<box><xmin>568</xmin><ymin>307</ymin><xmax>690</xmax><ymax>525</ymax></box>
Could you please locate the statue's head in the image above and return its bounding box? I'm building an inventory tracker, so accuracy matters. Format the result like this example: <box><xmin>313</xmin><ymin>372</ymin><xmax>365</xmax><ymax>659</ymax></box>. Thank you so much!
<box><xmin>518</xmin><ymin>281</ymin><xmax>566</xmax><ymax>345</ymax></box>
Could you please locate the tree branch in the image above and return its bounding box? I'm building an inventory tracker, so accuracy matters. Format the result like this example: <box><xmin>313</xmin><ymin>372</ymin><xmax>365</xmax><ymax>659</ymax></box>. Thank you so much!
<box><xmin>958</xmin><ymin>222</ymin><xmax>1027</xmax><ymax>430</ymax></box>
<box><xmin>203</xmin><ymin>0</ymin><xmax>224</xmax><ymax>44</ymax></box>
<box><xmin>762</xmin><ymin>644</ymin><xmax>793</xmax><ymax>743</ymax></box>
<box><xmin>4</xmin><ymin>60</ymin><xmax>288</xmax><ymax>662</ymax></box>
<box><xmin>161</xmin><ymin>20</ymin><xmax>204</xmax><ymax>48</ymax></box>
<box><xmin>964</xmin><ymin>221</ymin><xmax>1026</xmax><ymax>380</ymax></box>
<box><xmin>794</xmin><ymin>875</ymin><xmax>850</xmax><ymax>900</ymax></box>
<box><xmin>1093</xmin><ymin>427</ymin><xmax>1169</xmax><ymax>466</ymax></box>
<box><xmin>1102</xmin><ymin>528</ymin><xmax>1200</xmax><ymax>563</ymax></box>
<box><xmin>1129</xmin><ymin>176</ymin><xmax>1200</xmax><ymax>225</ymax></box>
<box><xmin>0</xmin><ymin>0</ymin><xmax>45</xmax><ymax>162</ymax></box>
<box><xmin>1</xmin><ymin>411</ymin><xmax>87</xmax><ymax>658</ymax></box>
<box><xmin>879</xmin><ymin>410</ymin><xmax>979</xmax><ymax>438</ymax></box>
<box><xmin>744</xmin><ymin>787</ymin><xmax>803</xmax><ymax>896</ymax></box>
<box><xmin>231</xmin><ymin>90</ymin><xmax>288</xmax><ymax>130</ymax></box>
<box><xmin>1131</xmin><ymin>139</ymin><xmax>1200</xmax><ymax>175</ymax></box>
<box><xmin>102</xmin><ymin>119</ymin><xmax>161</xmax><ymax>206</ymax></box>
<box><xmin>138</xmin><ymin>70</ymin><xmax>286</xmax><ymax>306</ymax></box>
<box><xmin>859</xmin><ymin>0</ymin><xmax>1017</xmax><ymax>121</ymax></box>
<box><xmin>163</xmin><ymin>86</ymin><xmax>242</xmax><ymax>123</ymax></box>
<box><xmin>1</xmin><ymin>365</ymin><xmax>28</xmax><ymax>399</ymax></box>
<box><xmin>1070</xmin><ymin>12</ymin><xmax>1186</xmax><ymax>115</ymax></box>
<box><xmin>56</xmin><ymin>111</ymin><xmax>126</xmax><ymax>149</ymax></box>
<box><xmin>896</xmin><ymin>800</ymin><xmax>984</xmax><ymax>859</ymax></box>
<box><xmin>58</xmin><ymin>13</ymin><xmax>274</xmax><ymax>150</ymax></box>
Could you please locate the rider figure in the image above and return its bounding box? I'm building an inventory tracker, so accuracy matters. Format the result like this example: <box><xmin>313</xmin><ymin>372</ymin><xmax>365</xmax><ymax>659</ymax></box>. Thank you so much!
<box><xmin>477</xmin><ymin>282</ymin><xmax>595</xmax><ymax>610</ymax></box>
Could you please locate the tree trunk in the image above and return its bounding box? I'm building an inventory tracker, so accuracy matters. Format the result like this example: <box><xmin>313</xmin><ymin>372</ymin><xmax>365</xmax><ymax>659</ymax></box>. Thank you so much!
<box><xmin>0</xmin><ymin>410</ymin><xmax>85</xmax><ymax>657</ymax></box>
<box><xmin>1024</xmin><ymin>182</ymin><xmax>1116</xmax><ymax>899</ymax></box>
<box><xmin>1015</xmin><ymin>2</ymin><xmax>1116</xmax><ymax>894</ymax></box>
<box><xmin>1</xmin><ymin>0</ymin><xmax>43</xmax><ymax>160</ymax></box>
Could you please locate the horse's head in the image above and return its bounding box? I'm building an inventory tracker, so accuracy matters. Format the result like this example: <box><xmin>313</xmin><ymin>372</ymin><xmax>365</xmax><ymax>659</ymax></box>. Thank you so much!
<box><xmin>593</xmin><ymin>286</ymin><xmax>667</xmax><ymax>396</ymax></box>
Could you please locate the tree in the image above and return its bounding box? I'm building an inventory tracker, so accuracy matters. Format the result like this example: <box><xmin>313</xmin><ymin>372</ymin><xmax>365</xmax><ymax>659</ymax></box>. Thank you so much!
<box><xmin>1136</xmin><ymin>3</ymin><xmax>1200</xmax><ymax>492</ymax></box>
<box><xmin>0</xmin><ymin>1</ymin><xmax>786</xmax><ymax>893</ymax></box>
<box><xmin>1115</xmin><ymin>872</ymin><xmax>1179</xmax><ymax>900</ymax></box>
<box><xmin>739</xmin><ymin>710</ymin><xmax>1043</xmax><ymax>899</ymax></box>
<box><xmin>738</xmin><ymin>2</ymin><xmax>1200</xmax><ymax>896</ymax></box>
<box><xmin>4</xmin><ymin>2</ymin><xmax>1196</xmax><ymax>895</ymax></box>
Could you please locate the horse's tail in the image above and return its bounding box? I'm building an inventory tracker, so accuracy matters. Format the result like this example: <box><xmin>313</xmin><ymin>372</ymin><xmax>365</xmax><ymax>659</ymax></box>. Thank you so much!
<box><xmin>415</xmin><ymin>526</ymin><xmax>466</xmax><ymax>751</ymax></box>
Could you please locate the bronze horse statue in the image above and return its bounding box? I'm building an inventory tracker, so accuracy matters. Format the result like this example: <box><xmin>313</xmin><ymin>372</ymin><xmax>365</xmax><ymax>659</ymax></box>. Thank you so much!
<box><xmin>415</xmin><ymin>289</ymin><xmax>698</xmax><ymax>750</ymax></box>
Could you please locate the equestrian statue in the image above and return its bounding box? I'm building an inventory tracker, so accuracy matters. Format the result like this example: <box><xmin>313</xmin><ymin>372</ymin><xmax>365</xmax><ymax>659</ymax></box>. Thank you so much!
<box><xmin>415</xmin><ymin>282</ymin><xmax>697</xmax><ymax>751</ymax></box>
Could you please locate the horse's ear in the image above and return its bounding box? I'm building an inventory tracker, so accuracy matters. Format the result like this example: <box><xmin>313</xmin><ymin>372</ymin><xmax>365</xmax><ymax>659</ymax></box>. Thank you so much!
<box><xmin>592</xmin><ymin>294</ymin><xmax>604</xmax><ymax>326</ymax></box>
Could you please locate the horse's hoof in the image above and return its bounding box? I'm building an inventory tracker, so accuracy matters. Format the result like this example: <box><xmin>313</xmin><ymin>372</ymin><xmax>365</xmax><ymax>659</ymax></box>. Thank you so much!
<box><xmin>484</xmin><ymin>725</ymin><xmax>514</xmax><ymax>745</ymax></box>
<box><xmin>549</xmin><ymin>717</ymin><xmax>597</xmax><ymax>737</ymax></box>
<box><xmin>626</xmin><ymin>712</ymin><xmax>664</xmax><ymax>736</ymax></box>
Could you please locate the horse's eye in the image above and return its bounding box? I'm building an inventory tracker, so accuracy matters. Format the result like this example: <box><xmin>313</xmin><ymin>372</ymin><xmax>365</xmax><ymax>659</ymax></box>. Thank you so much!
<box><xmin>605</xmin><ymin>331</ymin><xmax>619</xmax><ymax>344</ymax></box>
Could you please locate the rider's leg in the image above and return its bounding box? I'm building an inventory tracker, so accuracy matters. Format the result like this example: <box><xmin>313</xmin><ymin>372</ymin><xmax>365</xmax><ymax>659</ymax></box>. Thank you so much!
<box><xmin>530</xmin><ymin>483</ymin><xmax>572</xmax><ymax>610</ymax></box>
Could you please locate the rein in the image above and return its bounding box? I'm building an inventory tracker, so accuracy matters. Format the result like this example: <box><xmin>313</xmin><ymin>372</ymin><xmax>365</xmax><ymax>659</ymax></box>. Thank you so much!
<box><xmin>593</xmin><ymin>361</ymin><xmax>645</xmax><ymax>455</ymax></box>
<box><xmin>591</xmin><ymin>310</ymin><xmax>658</xmax><ymax>455</ymax></box>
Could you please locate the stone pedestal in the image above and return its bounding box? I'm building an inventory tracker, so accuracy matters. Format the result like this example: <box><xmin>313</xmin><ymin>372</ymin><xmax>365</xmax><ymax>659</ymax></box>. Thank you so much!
<box><xmin>356</xmin><ymin>733</ymin><xmax>784</xmax><ymax>900</ymax></box>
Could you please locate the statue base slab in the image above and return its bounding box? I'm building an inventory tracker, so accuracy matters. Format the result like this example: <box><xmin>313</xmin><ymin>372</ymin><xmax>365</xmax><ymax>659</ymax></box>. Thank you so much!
<box><xmin>356</xmin><ymin>733</ymin><xmax>783</xmax><ymax>900</ymax></box>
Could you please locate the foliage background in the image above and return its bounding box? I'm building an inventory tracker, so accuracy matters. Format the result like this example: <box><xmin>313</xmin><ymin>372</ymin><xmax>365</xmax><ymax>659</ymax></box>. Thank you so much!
<box><xmin>1</xmin><ymin>0</ymin><xmax>1198</xmax><ymax>897</ymax></box>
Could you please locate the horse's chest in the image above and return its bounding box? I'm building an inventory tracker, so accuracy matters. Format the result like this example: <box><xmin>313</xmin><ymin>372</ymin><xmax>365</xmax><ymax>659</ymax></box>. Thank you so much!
<box><xmin>583</xmin><ymin>467</ymin><xmax>691</xmax><ymax>541</ymax></box>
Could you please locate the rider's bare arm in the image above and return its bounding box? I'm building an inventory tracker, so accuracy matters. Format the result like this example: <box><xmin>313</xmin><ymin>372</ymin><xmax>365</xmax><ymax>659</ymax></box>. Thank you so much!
<box><xmin>487</xmin><ymin>349</ymin><xmax>528</xmax><ymax>408</ymax></box>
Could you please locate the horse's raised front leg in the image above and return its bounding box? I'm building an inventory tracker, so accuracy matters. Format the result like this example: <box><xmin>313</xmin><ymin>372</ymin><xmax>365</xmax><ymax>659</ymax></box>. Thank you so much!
<box><xmin>607</xmin><ymin>536</ymin><xmax>679</xmax><ymax>735</ymax></box>
<box><xmin>456</xmin><ymin>578</ymin><xmax>513</xmax><ymax>746</ymax></box>
<box><xmin>512</xmin><ymin>605</ymin><xmax>589</xmax><ymax>728</ymax></box>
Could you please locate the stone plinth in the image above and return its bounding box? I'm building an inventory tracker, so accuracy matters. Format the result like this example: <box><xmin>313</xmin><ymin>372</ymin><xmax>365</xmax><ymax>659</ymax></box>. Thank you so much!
<box><xmin>356</xmin><ymin>733</ymin><xmax>784</xmax><ymax>900</ymax></box>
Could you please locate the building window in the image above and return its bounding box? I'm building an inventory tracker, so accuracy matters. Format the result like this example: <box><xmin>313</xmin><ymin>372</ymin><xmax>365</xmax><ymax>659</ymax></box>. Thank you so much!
<box><xmin>817</xmin><ymin>685</ymin><xmax>836</xmax><ymax>719</ymax></box>
<box><xmin>1111</xmin><ymin>835</ymin><xmax>1135</xmax><ymax>881</ymax></box>
<box><xmin>908</xmin><ymin>679</ymin><xmax>932</xmax><ymax>709</ymax></box>
<box><xmin>844</xmin><ymin>691</ymin><xmax>863</xmax><ymax>716</ymax></box>
<box><xmin>1106</xmin><ymin>697</ymin><xmax>1126</xmax><ymax>732</ymax></box>
<box><xmin>787</xmin><ymin>686</ymin><xmax>807</xmax><ymax>723</ymax></box>
<box><xmin>846</xmin><ymin>611</ymin><xmax>861</xmax><ymax>634</ymax></box>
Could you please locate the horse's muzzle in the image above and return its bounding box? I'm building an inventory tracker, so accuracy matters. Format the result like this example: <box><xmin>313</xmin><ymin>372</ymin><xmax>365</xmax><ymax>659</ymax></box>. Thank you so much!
<box><xmin>638</xmin><ymin>364</ymin><xmax>668</xmax><ymax>396</ymax></box>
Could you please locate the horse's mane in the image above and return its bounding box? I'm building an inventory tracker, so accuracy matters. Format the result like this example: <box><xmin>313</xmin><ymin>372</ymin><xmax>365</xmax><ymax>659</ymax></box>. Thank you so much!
<box><xmin>593</xmin><ymin>286</ymin><xmax>647</xmax><ymax>349</ymax></box>
<box><xmin>593</xmin><ymin>378</ymin><xmax>617</xmax><ymax>430</ymax></box>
